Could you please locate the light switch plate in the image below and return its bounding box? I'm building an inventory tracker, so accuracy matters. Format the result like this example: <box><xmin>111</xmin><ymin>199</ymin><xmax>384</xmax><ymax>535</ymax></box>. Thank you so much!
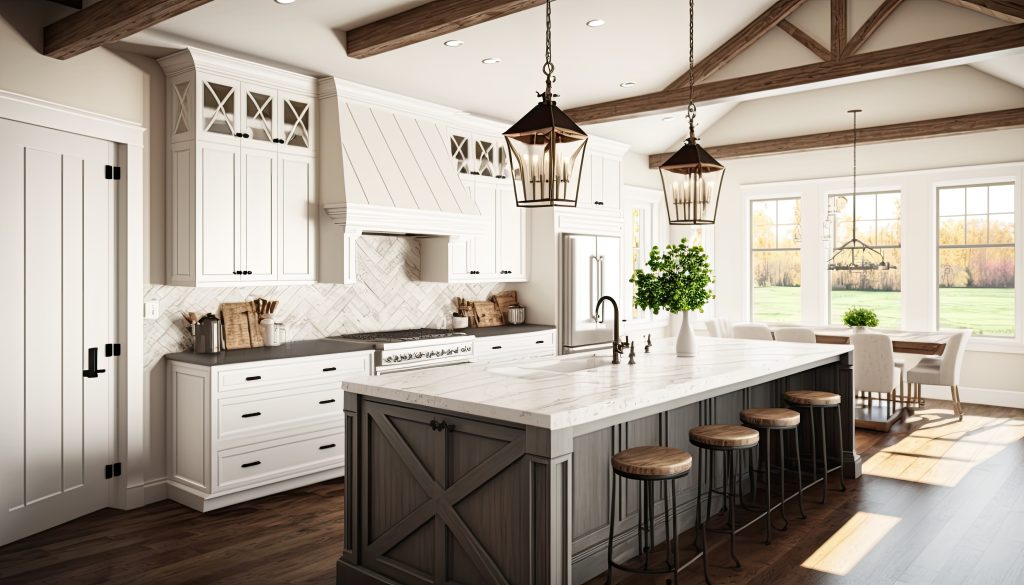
<box><xmin>144</xmin><ymin>300</ymin><xmax>160</xmax><ymax>320</ymax></box>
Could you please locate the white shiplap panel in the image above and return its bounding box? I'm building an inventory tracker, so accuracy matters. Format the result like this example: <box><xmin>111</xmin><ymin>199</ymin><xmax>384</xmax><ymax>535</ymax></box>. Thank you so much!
<box><xmin>397</xmin><ymin>113</ymin><xmax>458</xmax><ymax>214</ymax></box>
<box><xmin>348</xmin><ymin>102</ymin><xmax>417</xmax><ymax>210</ymax></box>
<box><xmin>416</xmin><ymin>119</ymin><xmax>477</xmax><ymax>215</ymax></box>
<box><xmin>339</xmin><ymin>102</ymin><xmax>387</xmax><ymax>206</ymax></box>
<box><xmin>341</xmin><ymin>148</ymin><xmax>367</xmax><ymax>205</ymax></box>
<box><xmin>373</xmin><ymin>109</ymin><xmax>438</xmax><ymax>212</ymax></box>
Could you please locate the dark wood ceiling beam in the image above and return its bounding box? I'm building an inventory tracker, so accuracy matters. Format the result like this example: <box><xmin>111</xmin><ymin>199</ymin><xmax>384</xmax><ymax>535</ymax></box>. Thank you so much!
<box><xmin>665</xmin><ymin>0</ymin><xmax>809</xmax><ymax>91</ymax></box>
<box><xmin>941</xmin><ymin>0</ymin><xmax>1024</xmax><ymax>23</ymax></box>
<box><xmin>566</xmin><ymin>24</ymin><xmax>1024</xmax><ymax>125</ymax></box>
<box><xmin>647</xmin><ymin>108</ymin><xmax>1024</xmax><ymax>166</ymax></box>
<box><xmin>344</xmin><ymin>0</ymin><xmax>545</xmax><ymax>59</ymax></box>
<box><xmin>831</xmin><ymin>0</ymin><xmax>847</xmax><ymax>58</ymax></box>
<box><xmin>44</xmin><ymin>0</ymin><xmax>213</xmax><ymax>59</ymax></box>
<box><xmin>47</xmin><ymin>0</ymin><xmax>84</xmax><ymax>9</ymax></box>
<box><xmin>777</xmin><ymin>19</ymin><xmax>831</xmax><ymax>61</ymax></box>
<box><xmin>842</xmin><ymin>0</ymin><xmax>905</xmax><ymax>58</ymax></box>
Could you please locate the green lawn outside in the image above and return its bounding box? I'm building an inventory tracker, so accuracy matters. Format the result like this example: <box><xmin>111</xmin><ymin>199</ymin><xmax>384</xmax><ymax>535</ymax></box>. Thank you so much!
<box><xmin>752</xmin><ymin>286</ymin><xmax>1015</xmax><ymax>336</ymax></box>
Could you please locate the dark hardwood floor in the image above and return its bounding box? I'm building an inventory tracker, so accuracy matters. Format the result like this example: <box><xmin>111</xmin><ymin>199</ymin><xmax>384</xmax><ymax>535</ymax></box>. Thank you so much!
<box><xmin>1</xmin><ymin>400</ymin><xmax>1021</xmax><ymax>585</ymax></box>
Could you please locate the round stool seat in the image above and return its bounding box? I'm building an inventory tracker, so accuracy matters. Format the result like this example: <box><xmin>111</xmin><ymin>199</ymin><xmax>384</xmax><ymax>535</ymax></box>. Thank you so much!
<box><xmin>784</xmin><ymin>390</ymin><xmax>840</xmax><ymax>406</ymax></box>
<box><xmin>612</xmin><ymin>446</ymin><xmax>692</xmax><ymax>478</ymax></box>
<box><xmin>689</xmin><ymin>424</ymin><xmax>759</xmax><ymax>449</ymax></box>
<box><xmin>740</xmin><ymin>407</ymin><xmax>800</xmax><ymax>428</ymax></box>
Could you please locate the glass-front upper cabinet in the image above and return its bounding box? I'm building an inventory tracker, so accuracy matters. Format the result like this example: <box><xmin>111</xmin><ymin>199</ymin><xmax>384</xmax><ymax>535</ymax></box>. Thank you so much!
<box><xmin>242</xmin><ymin>85</ymin><xmax>276</xmax><ymax>148</ymax></box>
<box><xmin>449</xmin><ymin>129</ymin><xmax>509</xmax><ymax>180</ymax></box>
<box><xmin>199</xmin><ymin>75</ymin><xmax>241</xmax><ymax>145</ymax></box>
<box><xmin>279</xmin><ymin>93</ymin><xmax>314</xmax><ymax>154</ymax></box>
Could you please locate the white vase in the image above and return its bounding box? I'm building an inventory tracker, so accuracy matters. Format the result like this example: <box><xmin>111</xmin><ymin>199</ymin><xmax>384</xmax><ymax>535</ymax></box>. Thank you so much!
<box><xmin>676</xmin><ymin>311</ymin><xmax>696</xmax><ymax>357</ymax></box>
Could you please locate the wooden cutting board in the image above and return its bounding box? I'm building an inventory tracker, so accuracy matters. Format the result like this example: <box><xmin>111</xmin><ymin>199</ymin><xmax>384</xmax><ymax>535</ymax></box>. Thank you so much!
<box><xmin>220</xmin><ymin>301</ymin><xmax>264</xmax><ymax>350</ymax></box>
<box><xmin>493</xmin><ymin>290</ymin><xmax>518</xmax><ymax>319</ymax></box>
<box><xmin>473</xmin><ymin>301</ymin><xmax>503</xmax><ymax>327</ymax></box>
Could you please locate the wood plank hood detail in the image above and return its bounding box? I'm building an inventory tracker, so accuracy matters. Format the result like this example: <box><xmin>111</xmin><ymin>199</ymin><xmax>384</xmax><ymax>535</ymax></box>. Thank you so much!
<box><xmin>318</xmin><ymin>78</ymin><xmax>490</xmax><ymax>284</ymax></box>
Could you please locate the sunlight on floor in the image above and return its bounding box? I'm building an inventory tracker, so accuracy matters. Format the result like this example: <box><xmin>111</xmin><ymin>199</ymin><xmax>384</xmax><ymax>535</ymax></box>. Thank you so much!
<box><xmin>862</xmin><ymin>409</ymin><xmax>1024</xmax><ymax>487</ymax></box>
<box><xmin>801</xmin><ymin>512</ymin><xmax>901</xmax><ymax>576</ymax></box>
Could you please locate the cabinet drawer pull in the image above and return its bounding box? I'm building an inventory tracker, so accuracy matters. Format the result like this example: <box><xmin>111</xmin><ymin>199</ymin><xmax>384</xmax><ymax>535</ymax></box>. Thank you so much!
<box><xmin>322</xmin><ymin>367</ymin><xmax>337</xmax><ymax>372</ymax></box>
<box><xmin>492</xmin><ymin>345</ymin><xmax>502</xmax><ymax>350</ymax></box>
<box><xmin>535</xmin><ymin>340</ymin><xmax>545</xmax><ymax>344</ymax></box>
<box><xmin>318</xmin><ymin>399</ymin><xmax>336</xmax><ymax>405</ymax></box>
<box><xmin>319</xmin><ymin>443</ymin><xmax>336</xmax><ymax>450</ymax></box>
<box><xmin>245</xmin><ymin>375</ymin><xmax>262</xmax><ymax>381</ymax></box>
<box><xmin>241</xmin><ymin>412</ymin><xmax>262</xmax><ymax>418</ymax></box>
<box><xmin>241</xmin><ymin>461</ymin><xmax>261</xmax><ymax>468</ymax></box>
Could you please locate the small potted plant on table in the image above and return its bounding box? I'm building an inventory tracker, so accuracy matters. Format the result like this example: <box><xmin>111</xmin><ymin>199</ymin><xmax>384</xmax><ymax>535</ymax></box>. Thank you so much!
<box><xmin>842</xmin><ymin>306</ymin><xmax>879</xmax><ymax>331</ymax></box>
<box><xmin>629</xmin><ymin>238</ymin><xmax>715</xmax><ymax>357</ymax></box>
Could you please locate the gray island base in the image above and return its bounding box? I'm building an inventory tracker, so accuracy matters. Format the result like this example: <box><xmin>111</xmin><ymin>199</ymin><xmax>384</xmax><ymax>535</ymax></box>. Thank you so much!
<box><xmin>338</xmin><ymin>337</ymin><xmax>855</xmax><ymax>585</ymax></box>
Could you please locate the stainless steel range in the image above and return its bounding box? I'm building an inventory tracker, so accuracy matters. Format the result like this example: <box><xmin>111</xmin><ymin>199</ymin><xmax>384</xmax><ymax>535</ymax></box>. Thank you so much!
<box><xmin>328</xmin><ymin>328</ymin><xmax>475</xmax><ymax>373</ymax></box>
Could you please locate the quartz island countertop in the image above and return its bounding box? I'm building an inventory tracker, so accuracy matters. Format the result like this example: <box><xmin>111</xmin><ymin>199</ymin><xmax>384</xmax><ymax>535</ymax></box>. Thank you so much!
<box><xmin>343</xmin><ymin>337</ymin><xmax>852</xmax><ymax>430</ymax></box>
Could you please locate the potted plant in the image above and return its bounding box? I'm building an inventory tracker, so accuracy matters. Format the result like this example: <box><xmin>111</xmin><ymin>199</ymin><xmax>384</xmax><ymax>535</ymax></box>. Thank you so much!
<box><xmin>629</xmin><ymin>239</ymin><xmax>715</xmax><ymax>357</ymax></box>
<box><xmin>842</xmin><ymin>306</ymin><xmax>879</xmax><ymax>331</ymax></box>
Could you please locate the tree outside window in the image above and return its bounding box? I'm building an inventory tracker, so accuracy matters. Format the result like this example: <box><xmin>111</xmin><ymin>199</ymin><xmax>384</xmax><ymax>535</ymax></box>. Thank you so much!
<box><xmin>937</xmin><ymin>183</ymin><xmax>1015</xmax><ymax>337</ymax></box>
<box><xmin>751</xmin><ymin>198</ymin><xmax>801</xmax><ymax>323</ymax></box>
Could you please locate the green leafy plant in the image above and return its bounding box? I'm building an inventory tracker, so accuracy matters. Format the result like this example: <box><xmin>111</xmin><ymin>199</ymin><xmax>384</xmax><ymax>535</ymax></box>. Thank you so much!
<box><xmin>842</xmin><ymin>306</ymin><xmax>879</xmax><ymax>327</ymax></box>
<box><xmin>629</xmin><ymin>239</ymin><xmax>715</xmax><ymax>315</ymax></box>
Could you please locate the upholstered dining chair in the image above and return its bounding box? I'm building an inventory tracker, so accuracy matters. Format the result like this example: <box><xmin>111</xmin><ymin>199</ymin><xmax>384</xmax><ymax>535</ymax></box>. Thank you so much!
<box><xmin>906</xmin><ymin>330</ymin><xmax>971</xmax><ymax>420</ymax></box>
<box><xmin>774</xmin><ymin>327</ymin><xmax>817</xmax><ymax>343</ymax></box>
<box><xmin>852</xmin><ymin>332</ymin><xmax>905</xmax><ymax>415</ymax></box>
<box><xmin>706</xmin><ymin>319</ymin><xmax>723</xmax><ymax>337</ymax></box>
<box><xmin>732</xmin><ymin>323</ymin><xmax>774</xmax><ymax>341</ymax></box>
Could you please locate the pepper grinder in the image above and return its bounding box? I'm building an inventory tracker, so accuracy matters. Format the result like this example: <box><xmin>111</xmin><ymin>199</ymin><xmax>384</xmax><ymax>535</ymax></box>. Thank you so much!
<box><xmin>644</xmin><ymin>334</ymin><xmax>652</xmax><ymax>353</ymax></box>
<box><xmin>628</xmin><ymin>342</ymin><xmax>637</xmax><ymax>365</ymax></box>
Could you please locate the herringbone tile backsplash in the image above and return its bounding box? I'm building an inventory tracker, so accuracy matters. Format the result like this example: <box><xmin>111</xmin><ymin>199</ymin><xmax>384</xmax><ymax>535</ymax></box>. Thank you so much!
<box><xmin>144</xmin><ymin>236</ymin><xmax>507</xmax><ymax>369</ymax></box>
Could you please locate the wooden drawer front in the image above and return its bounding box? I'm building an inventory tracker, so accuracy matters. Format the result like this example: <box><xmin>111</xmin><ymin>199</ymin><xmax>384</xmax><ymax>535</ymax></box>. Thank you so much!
<box><xmin>217</xmin><ymin>429</ymin><xmax>343</xmax><ymax>490</ymax></box>
<box><xmin>474</xmin><ymin>331</ymin><xmax>556</xmax><ymax>361</ymax></box>
<box><xmin>218</xmin><ymin>384</ymin><xmax>342</xmax><ymax>440</ymax></box>
<box><xmin>218</xmin><ymin>354</ymin><xmax>371</xmax><ymax>391</ymax></box>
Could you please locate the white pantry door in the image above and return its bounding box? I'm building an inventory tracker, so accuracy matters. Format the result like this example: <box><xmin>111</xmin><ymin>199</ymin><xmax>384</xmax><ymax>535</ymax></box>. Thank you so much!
<box><xmin>0</xmin><ymin>118</ymin><xmax>118</xmax><ymax>546</ymax></box>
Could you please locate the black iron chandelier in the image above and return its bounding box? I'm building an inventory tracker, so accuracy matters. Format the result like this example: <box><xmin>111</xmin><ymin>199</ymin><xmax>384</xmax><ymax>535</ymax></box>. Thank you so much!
<box><xmin>828</xmin><ymin>109</ymin><xmax>896</xmax><ymax>271</ymax></box>
<box><xmin>660</xmin><ymin>0</ymin><xmax>725</xmax><ymax>225</ymax></box>
<box><xmin>503</xmin><ymin>0</ymin><xmax>588</xmax><ymax>208</ymax></box>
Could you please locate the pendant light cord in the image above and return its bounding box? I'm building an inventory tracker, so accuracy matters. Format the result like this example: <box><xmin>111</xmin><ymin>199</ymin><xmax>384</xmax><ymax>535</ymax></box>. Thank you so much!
<box><xmin>543</xmin><ymin>0</ymin><xmax>555</xmax><ymax>98</ymax></box>
<box><xmin>687</xmin><ymin>0</ymin><xmax>697</xmax><ymax>141</ymax></box>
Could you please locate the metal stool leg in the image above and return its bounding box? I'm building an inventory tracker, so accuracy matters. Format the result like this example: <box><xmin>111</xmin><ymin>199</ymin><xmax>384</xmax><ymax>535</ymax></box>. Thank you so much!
<box><xmin>606</xmin><ymin>471</ymin><xmax>616</xmax><ymax>585</ymax></box>
<box><xmin>819</xmin><ymin>407</ymin><xmax>828</xmax><ymax>504</ymax></box>
<box><xmin>777</xmin><ymin>429</ymin><xmax>789</xmax><ymax>531</ymax></box>
<box><xmin>792</xmin><ymin>426</ymin><xmax>806</xmax><ymax>519</ymax></box>
<box><xmin>694</xmin><ymin>449</ymin><xmax>703</xmax><ymax>551</ymax></box>
<box><xmin>834</xmin><ymin>406</ymin><xmax>847</xmax><ymax>492</ymax></box>
<box><xmin>764</xmin><ymin>428</ymin><xmax>772</xmax><ymax>545</ymax></box>
<box><xmin>726</xmin><ymin>451</ymin><xmax>740</xmax><ymax>568</ymax></box>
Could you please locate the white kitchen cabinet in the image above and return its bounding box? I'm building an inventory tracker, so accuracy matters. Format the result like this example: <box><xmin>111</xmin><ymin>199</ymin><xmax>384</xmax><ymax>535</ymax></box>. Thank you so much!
<box><xmin>496</xmin><ymin>183</ymin><xmax>526</xmax><ymax>279</ymax></box>
<box><xmin>578</xmin><ymin>152</ymin><xmax>622</xmax><ymax>210</ymax></box>
<box><xmin>449</xmin><ymin>129</ymin><xmax>510</xmax><ymax>180</ymax></box>
<box><xmin>166</xmin><ymin>351</ymin><xmax>373</xmax><ymax>512</ymax></box>
<box><xmin>472</xmin><ymin>329</ymin><xmax>557</xmax><ymax>363</ymax></box>
<box><xmin>161</xmin><ymin>48</ymin><xmax>318</xmax><ymax>287</ymax></box>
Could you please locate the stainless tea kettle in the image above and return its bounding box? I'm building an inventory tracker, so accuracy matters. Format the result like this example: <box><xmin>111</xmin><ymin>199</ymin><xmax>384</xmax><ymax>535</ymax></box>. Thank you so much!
<box><xmin>194</xmin><ymin>313</ymin><xmax>223</xmax><ymax>354</ymax></box>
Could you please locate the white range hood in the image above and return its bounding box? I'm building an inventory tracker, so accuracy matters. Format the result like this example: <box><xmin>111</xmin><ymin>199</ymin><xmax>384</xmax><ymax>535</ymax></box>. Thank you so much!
<box><xmin>318</xmin><ymin>78</ymin><xmax>490</xmax><ymax>284</ymax></box>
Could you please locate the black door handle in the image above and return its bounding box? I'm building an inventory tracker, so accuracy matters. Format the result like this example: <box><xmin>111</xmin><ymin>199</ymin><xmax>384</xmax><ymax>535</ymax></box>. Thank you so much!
<box><xmin>241</xmin><ymin>461</ymin><xmax>261</xmax><ymax>468</ymax></box>
<box><xmin>319</xmin><ymin>443</ymin><xmax>336</xmax><ymax>450</ymax></box>
<box><xmin>245</xmin><ymin>375</ymin><xmax>262</xmax><ymax>381</ymax></box>
<box><xmin>322</xmin><ymin>367</ymin><xmax>337</xmax><ymax>372</ymax></box>
<box><xmin>82</xmin><ymin>347</ymin><xmax>106</xmax><ymax>378</ymax></box>
<box><xmin>318</xmin><ymin>399</ymin><xmax>336</xmax><ymax>405</ymax></box>
<box><xmin>241</xmin><ymin>412</ymin><xmax>261</xmax><ymax>418</ymax></box>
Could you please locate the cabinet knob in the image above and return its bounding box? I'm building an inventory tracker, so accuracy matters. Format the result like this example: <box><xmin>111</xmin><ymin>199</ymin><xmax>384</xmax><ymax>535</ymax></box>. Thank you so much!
<box><xmin>234</xmin><ymin>132</ymin><xmax>243</xmax><ymax>138</ymax></box>
<box><xmin>242</xmin><ymin>133</ymin><xmax>250</xmax><ymax>139</ymax></box>
<box><xmin>233</xmin><ymin>270</ymin><xmax>242</xmax><ymax>275</ymax></box>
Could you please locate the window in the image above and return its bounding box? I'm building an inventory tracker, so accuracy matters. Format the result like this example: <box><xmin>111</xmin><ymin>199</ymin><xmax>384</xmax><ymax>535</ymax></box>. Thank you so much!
<box><xmin>751</xmin><ymin>198</ymin><xmax>801</xmax><ymax>323</ymax></box>
<box><xmin>937</xmin><ymin>183</ymin><xmax>1015</xmax><ymax>337</ymax></box>
<box><xmin>829</xmin><ymin>191</ymin><xmax>902</xmax><ymax>327</ymax></box>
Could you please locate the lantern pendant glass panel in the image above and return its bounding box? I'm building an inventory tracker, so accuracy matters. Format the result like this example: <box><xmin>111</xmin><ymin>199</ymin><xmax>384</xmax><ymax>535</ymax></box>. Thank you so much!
<box><xmin>660</xmin><ymin>140</ymin><xmax>724</xmax><ymax>225</ymax></box>
<box><xmin>504</xmin><ymin>101</ymin><xmax>588</xmax><ymax>208</ymax></box>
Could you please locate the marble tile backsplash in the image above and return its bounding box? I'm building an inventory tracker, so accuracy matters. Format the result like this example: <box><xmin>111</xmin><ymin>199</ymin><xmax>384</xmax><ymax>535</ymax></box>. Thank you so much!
<box><xmin>144</xmin><ymin>235</ymin><xmax>508</xmax><ymax>369</ymax></box>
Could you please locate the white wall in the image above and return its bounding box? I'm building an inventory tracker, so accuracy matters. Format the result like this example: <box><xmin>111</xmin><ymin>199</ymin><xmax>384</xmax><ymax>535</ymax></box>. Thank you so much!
<box><xmin>711</xmin><ymin>129</ymin><xmax>1024</xmax><ymax>396</ymax></box>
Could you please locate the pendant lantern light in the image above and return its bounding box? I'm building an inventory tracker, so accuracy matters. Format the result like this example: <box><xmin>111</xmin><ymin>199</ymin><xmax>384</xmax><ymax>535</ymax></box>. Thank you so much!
<box><xmin>827</xmin><ymin>109</ymin><xmax>896</xmax><ymax>271</ymax></box>
<box><xmin>661</xmin><ymin>0</ymin><xmax>725</xmax><ymax>225</ymax></box>
<box><xmin>504</xmin><ymin>0</ymin><xmax>588</xmax><ymax>208</ymax></box>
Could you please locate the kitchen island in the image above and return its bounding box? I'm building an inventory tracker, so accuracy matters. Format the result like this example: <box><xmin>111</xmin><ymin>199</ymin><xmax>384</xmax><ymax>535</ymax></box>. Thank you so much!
<box><xmin>338</xmin><ymin>337</ymin><xmax>855</xmax><ymax>585</ymax></box>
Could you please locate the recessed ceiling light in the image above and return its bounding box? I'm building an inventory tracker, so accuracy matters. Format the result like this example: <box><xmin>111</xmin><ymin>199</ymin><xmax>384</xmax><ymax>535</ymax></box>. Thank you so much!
<box><xmin>274</xmin><ymin>0</ymin><xmax>296</xmax><ymax>4</ymax></box>
<box><xmin>620</xmin><ymin>81</ymin><xmax>637</xmax><ymax>88</ymax></box>
<box><xmin>586</xmin><ymin>19</ymin><xmax>606</xmax><ymax>27</ymax></box>
<box><xmin>443</xmin><ymin>40</ymin><xmax>463</xmax><ymax>47</ymax></box>
<box><xmin>482</xmin><ymin>57</ymin><xmax>501</xmax><ymax>64</ymax></box>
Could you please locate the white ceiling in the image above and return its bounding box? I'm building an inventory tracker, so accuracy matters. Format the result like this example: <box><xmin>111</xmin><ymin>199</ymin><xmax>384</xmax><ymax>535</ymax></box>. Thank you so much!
<box><xmin>116</xmin><ymin>0</ymin><xmax>1023</xmax><ymax>155</ymax></box>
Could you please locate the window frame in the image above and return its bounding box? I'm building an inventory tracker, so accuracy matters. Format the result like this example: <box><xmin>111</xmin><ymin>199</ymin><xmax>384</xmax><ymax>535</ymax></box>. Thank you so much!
<box><xmin>935</xmin><ymin>181</ymin><xmax>1017</xmax><ymax>339</ymax></box>
<box><xmin>826</xmin><ymin>189</ymin><xmax>904</xmax><ymax>328</ymax></box>
<box><xmin>749</xmin><ymin>196</ymin><xmax>802</xmax><ymax>324</ymax></box>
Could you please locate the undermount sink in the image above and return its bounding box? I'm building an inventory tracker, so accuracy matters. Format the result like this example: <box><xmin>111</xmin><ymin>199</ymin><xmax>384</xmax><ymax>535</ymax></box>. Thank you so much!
<box><xmin>488</xmin><ymin>356</ymin><xmax>608</xmax><ymax>379</ymax></box>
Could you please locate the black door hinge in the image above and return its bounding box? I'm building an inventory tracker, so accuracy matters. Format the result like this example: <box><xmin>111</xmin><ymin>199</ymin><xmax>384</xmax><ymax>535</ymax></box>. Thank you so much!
<box><xmin>104</xmin><ymin>462</ymin><xmax>122</xmax><ymax>479</ymax></box>
<box><xmin>104</xmin><ymin>165</ymin><xmax>121</xmax><ymax>180</ymax></box>
<box><xmin>105</xmin><ymin>343</ymin><xmax>121</xmax><ymax>357</ymax></box>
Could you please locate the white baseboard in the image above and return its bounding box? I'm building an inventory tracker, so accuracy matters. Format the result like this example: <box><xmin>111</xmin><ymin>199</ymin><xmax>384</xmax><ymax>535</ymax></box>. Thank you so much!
<box><xmin>143</xmin><ymin>478</ymin><xmax>169</xmax><ymax>505</ymax></box>
<box><xmin>920</xmin><ymin>385</ymin><xmax>1024</xmax><ymax>410</ymax></box>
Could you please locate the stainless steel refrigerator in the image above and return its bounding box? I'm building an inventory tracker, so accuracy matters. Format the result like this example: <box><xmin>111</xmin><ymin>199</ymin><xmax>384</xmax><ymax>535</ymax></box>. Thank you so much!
<box><xmin>561</xmin><ymin>234</ymin><xmax>622</xmax><ymax>353</ymax></box>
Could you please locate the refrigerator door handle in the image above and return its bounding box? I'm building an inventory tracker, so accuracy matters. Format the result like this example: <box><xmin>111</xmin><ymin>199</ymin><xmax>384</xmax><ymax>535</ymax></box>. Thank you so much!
<box><xmin>589</xmin><ymin>255</ymin><xmax>599</xmax><ymax>321</ymax></box>
<box><xmin>597</xmin><ymin>256</ymin><xmax>605</xmax><ymax>323</ymax></box>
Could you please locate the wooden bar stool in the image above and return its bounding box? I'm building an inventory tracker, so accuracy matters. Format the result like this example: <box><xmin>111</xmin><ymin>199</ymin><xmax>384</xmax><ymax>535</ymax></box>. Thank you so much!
<box><xmin>783</xmin><ymin>390</ymin><xmax>847</xmax><ymax>503</ymax></box>
<box><xmin>689</xmin><ymin>425</ymin><xmax>759</xmax><ymax>569</ymax></box>
<box><xmin>606</xmin><ymin>446</ymin><xmax>709</xmax><ymax>584</ymax></box>
<box><xmin>740</xmin><ymin>408</ymin><xmax>806</xmax><ymax>544</ymax></box>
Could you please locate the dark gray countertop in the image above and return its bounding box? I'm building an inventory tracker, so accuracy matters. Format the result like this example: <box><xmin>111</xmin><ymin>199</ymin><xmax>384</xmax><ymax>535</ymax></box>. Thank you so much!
<box><xmin>462</xmin><ymin>324</ymin><xmax>556</xmax><ymax>338</ymax></box>
<box><xmin>165</xmin><ymin>339</ymin><xmax>374</xmax><ymax>367</ymax></box>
